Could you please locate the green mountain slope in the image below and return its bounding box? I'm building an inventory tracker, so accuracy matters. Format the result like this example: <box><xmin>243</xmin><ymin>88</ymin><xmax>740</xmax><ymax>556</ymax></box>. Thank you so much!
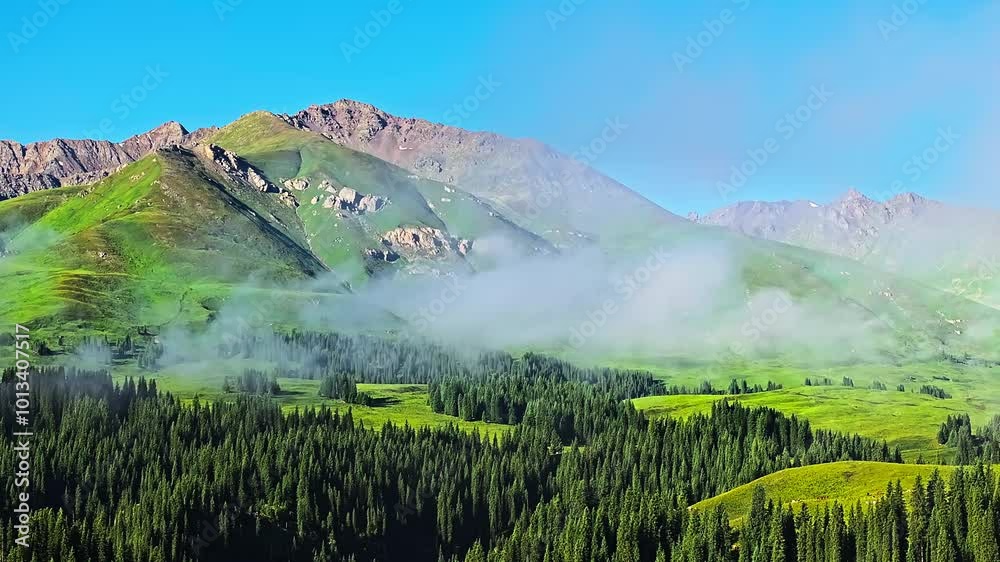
<box><xmin>0</xmin><ymin>147</ymin><xmax>334</xmax><ymax>341</ymax></box>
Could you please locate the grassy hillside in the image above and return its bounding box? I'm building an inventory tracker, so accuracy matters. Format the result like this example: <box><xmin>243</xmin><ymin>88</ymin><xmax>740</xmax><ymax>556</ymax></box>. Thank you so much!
<box><xmin>692</xmin><ymin>461</ymin><xmax>957</xmax><ymax>522</ymax></box>
<box><xmin>0</xmin><ymin>148</ymin><xmax>335</xmax><ymax>343</ymax></box>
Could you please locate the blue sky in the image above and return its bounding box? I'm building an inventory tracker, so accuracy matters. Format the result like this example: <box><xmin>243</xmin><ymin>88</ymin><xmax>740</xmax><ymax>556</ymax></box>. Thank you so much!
<box><xmin>1</xmin><ymin>0</ymin><xmax>996</xmax><ymax>214</ymax></box>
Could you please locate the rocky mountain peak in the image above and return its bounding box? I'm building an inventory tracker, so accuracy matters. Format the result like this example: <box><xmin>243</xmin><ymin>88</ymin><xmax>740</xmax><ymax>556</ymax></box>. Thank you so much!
<box><xmin>329</xmin><ymin>98</ymin><xmax>389</xmax><ymax>116</ymax></box>
<box><xmin>286</xmin><ymin>100</ymin><xmax>393</xmax><ymax>144</ymax></box>
<box><xmin>837</xmin><ymin>188</ymin><xmax>871</xmax><ymax>203</ymax></box>
<box><xmin>141</xmin><ymin>120</ymin><xmax>188</xmax><ymax>139</ymax></box>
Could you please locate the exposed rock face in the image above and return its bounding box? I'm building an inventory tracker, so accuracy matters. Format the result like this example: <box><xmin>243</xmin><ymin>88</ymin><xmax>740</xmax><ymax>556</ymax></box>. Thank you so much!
<box><xmin>196</xmin><ymin>143</ymin><xmax>298</xmax><ymax>208</ymax></box>
<box><xmin>365</xmin><ymin>248</ymin><xmax>400</xmax><ymax>262</ymax></box>
<box><xmin>280</xmin><ymin>99</ymin><xmax>681</xmax><ymax>244</ymax></box>
<box><xmin>0</xmin><ymin>121</ymin><xmax>198</xmax><ymax>200</ymax></box>
<box><xmin>380</xmin><ymin>226</ymin><xmax>471</xmax><ymax>259</ymax></box>
<box><xmin>323</xmin><ymin>187</ymin><xmax>386</xmax><ymax>214</ymax></box>
<box><xmin>283</xmin><ymin>177</ymin><xmax>309</xmax><ymax>191</ymax></box>
<box><xmin>0</xmin><ymin>173</ymin><xmax>60</xmax><ymax>199</ymax></box>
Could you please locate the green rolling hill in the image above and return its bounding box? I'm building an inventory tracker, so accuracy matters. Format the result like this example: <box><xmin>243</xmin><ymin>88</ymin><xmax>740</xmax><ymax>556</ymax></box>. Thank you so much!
<box><xmin>0</xmin><ymin>146</ymin><xmax>341</xmax><ymax>342</ymax></box>
<box><xmin>633</xmin><ymin>377</ymin><xmax>1000</xmax><ymax>461</ymax></box>
<box><xmin>692</xmin><ymin>461</ymin><xmax>959</xmax><ymax>522</ymax></box>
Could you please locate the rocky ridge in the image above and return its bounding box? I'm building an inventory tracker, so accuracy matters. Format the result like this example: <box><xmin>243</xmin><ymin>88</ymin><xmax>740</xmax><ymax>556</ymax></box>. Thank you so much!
<box><xmin>0</xmin><ymin>121</ymin><xmax>212</xmax><ymax>200</ymax></box>
<box><xmin>3</xmin><ymin>99</ymin><xmax>678</xmax><ymax>249</ymax></box>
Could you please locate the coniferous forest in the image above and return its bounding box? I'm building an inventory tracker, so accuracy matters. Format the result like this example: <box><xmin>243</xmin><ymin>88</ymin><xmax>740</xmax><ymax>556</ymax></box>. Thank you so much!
<box><xmin>3</xmin><ymin>332</ymin><xmax>997</xmax><ymax>561</ymax></box>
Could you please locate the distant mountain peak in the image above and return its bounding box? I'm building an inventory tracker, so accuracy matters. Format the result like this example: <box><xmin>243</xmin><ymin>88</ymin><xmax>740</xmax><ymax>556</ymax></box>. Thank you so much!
<box><xmin>837</xmin><ymin>187</ymin><xmax>870</xmax><ymax>203</ymax></box>
<box><xmin>887</xmin><ymin>192</ymin><xmax>927</xmax><ymax>206</ymax></box>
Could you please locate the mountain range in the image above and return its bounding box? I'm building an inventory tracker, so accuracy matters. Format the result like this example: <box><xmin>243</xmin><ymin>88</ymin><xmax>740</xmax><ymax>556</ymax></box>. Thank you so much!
<box><xmin>695</xmin><ymin>189</ymin><xmax>1000</xmax><ymax>308</ymax></box>
<box><xmin>0</xmin><ymin>99</ymin><xmax>997</xmax><ymax>361</ymax></box>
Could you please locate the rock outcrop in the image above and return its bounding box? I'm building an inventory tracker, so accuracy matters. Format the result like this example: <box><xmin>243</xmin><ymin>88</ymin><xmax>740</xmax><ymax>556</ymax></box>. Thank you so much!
<box><xmin>283</xmin><ymin>177</ymin><xmax>309</xmax><ymax>191</ymax></box>
<box><xmin>364</xmin><ymin>248</ymin><xmax>400</xmax><ymax>262</ymax></box>
<box><xmin>322</xmin><ymin>187</ymin><xmax>385</xmax><ymax>214</ymax></box>
<box><xmin>694</xmin><ymin>188</ymin><xmax>941</xmax><ymax>260</ymax></box>
<box><xmin>380</xmin><ymin>226</ymin><xmax>471</xmax><ymax>259</ymax></box>
<box><xmin>196</xmin><ymin>143</ymin><xmax>298</xmax><ymax>208</ymax></box>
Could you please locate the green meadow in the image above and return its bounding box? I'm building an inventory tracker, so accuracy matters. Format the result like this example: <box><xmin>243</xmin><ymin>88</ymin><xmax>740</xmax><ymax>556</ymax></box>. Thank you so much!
<box><xmin>634</xmin><ymin>386</ymin><xmax>969</xmax><ymax>460</ymax></box>
<box><xmin>113</xmin><ymin>360</ymin><xmax>509</xmax><ymax>440</ymax></box>
<box><xmin>692</xmin><ymin>461</ymin><xmax>959</xmax><ymax>523</ymax></box>
<box><xmin>627</xmin><ymin>358</ymin><xmax>1000</xmax><ymax>460</ymax></box>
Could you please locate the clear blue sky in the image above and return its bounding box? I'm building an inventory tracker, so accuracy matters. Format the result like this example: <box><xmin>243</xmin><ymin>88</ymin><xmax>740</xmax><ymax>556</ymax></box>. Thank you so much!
<box><xmin>1</xmin><ymin>0</ymin><xmax>996</xmax><ymax>214</ymax></box>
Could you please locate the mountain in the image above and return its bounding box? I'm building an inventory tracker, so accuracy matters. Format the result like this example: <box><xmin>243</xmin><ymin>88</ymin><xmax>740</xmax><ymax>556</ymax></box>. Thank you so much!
<box><xmin>0</xmin><ymin>122</ymin><xmax>217</xmax><ymax>200</ymax></box>
<box><xmin>0</xmin><ymin>144</ymin><xmax>338</xmax><ymax>341</ymax></box>
<box><xmin>282</xmin><ymin>99</ymin><xmax>681</xmax><ymax>247</ymax></box>
<box><xmin>208</xmin><ymin>110</ymin><xmax>555</xmax><ymax>282</ymax></box>
<box><xmin>1</xmin><ymin>101</ymin><xmax>998</xmax><ymax>360</ymax></box>
<box><xmin>696</xmin><ymin>189</ymin><xmax>1000</xmax><ymax>307</ymax></box>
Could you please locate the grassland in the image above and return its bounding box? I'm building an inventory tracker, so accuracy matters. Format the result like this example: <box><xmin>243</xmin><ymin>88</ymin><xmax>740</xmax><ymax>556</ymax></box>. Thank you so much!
<box><xmin>112</xmin><ymin>360</ymin><xmax>509</xmax><ymax>440</ymax></box>
<box><xmin>692</xmin><ymin>461</ymin><xmax>958</xmax><ymax>522</ymax></box>
<box><xmin>634</xmin><ymin>386</ymin><xmax>965</xmax><ymax>460</ymax></box>
<box><xmin>630</xmin><ymin>359</ymin><xmax>1000</xmax><ymax>460</ymax></box>
<box><xmin>0</xmin><ymin>146</ymin><xmax>350</xmax><ymax>344</ymax></box>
